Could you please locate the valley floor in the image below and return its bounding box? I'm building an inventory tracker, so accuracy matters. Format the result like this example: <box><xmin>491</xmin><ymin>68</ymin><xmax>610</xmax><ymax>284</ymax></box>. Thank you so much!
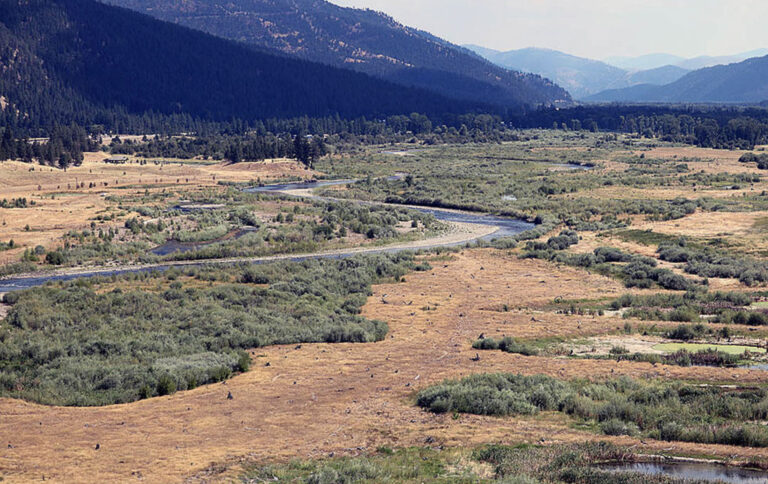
<box><xmin>3</xmin><ymin>249</ymin><xmax>768</xmax><ymax>482</ymax></box>
<box><xmin>5</xmin><ymin>135</ymin><xmax>768</xmax><ymax>482</ymax></box>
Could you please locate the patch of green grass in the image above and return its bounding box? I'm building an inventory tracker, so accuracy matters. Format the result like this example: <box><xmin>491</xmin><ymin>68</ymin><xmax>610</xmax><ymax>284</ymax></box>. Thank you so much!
<box><xmin>241</xmin><ymin>447</ymin><xmax>461</xmax><ymax>483</ymax></box>
<box><xmin>613</xmin><ymin>229</ymin><xmax>680</xmax><ymax>246</ymax></box>
<box><xmin>652</xmin><ymin>343</ymin><xmax>766</xmax><ymax>355</ymax></box>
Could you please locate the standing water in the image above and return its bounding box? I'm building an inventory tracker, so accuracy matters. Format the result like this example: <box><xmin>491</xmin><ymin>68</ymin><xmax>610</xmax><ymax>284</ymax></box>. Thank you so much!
<box><xmin>597</xmin><ymin>462</ymin><xmax>768</xmax><ymax>483</ymax></box>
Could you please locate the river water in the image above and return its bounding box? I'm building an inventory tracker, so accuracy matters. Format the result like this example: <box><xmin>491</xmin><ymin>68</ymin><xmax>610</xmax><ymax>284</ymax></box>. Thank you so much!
<box><xmin>0</xmin><ymin>179</ymin><xmax>533</xmax><ymax>292</ymax></box>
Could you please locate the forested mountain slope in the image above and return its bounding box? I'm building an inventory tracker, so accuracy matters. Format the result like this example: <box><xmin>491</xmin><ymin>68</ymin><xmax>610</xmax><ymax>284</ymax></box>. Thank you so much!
<box><xmin>103</xmin><ymin>0</ymin><xmax>571</xmax><ymax>107</ymax></box>
<box><xmin>587</xmin><ymin>55</ymin><xmax>768</xmax><ymax>103</ymax></box>
<box><xmin>0</xmin><ymin>0</ymin><xmax>485</xmax><ymax>132</ymax></box>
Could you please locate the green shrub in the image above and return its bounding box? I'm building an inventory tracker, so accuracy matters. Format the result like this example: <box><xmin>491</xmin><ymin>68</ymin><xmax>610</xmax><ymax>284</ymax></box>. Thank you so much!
<box><xmin>472</xmin><ymin>337</ymin><xmax>539</xmax><ymax>356</ymax></box>
<box><xmin>600</xmin><ymin>418</ymin><xmax>638</xmax><ymax>436</ymax></box>
<box><xmin>156</xmin><ymin>374</ymin><xmax>177</xmax><ymax>396</ymax></box>
<box><xmin>44</xmin><ymin>251</ymin><xmax>66</xmax><ymax>265</ymax></box>
<box><xmin>420</xmin><ymin>373</ymin><xmax>768</xmax><ymax>448</ymax></box>
<box><xmin>0</xmin><ymin>253</ymin><xmax>418</xmax><ymax>405</ymax></box>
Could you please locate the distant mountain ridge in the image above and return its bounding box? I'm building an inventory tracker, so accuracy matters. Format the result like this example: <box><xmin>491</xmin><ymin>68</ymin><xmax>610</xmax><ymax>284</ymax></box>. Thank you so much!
<box><xmin>102</xmin><ymin>0</ymin><xmax>571</xmax><ymax>108</ymax></box>
<box><xmin>605</xmin><ymin>49</ymin><xmax>768</xmax><ymax>71</ymax></box>
<box><xmin>464</xmin><ymin>45</ymin><xmax>690</xmax><ymax>99</ymax></box>
<box><xmin>586</xmin><ymin>55</ymin><xmax>768</xmax><ymax>104</ymax></box>
<box><xmin>0</xmin><ymin>0</ymin><xmax>491</xmax><ymax>131</ymax></box>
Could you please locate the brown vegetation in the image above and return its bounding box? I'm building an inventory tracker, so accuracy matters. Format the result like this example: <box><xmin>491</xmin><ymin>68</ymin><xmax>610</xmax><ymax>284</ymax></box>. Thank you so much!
<box><xmin>3</xmin><ymin>250</ymin><xmax>768</xmax><ymax>482</ymax></box>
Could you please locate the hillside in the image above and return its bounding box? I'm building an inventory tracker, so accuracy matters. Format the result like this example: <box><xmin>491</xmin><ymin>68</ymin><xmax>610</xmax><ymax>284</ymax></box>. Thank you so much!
<box><xmin>102</xmin><ymin>0</ymin><xmax>571</xmax><ymax>108</ymax></box>
<box><xmin>0</xmin><ymin>0</ymin><xmax>486</xmax><ymax>132</ymax></box>
<box><xmin>465</xmin><ymin>45</ymin><xmax>689</xmax><ymax>99</ymax></box>
<box><xmin>587</xmin><ymin>55</ymin><xmax>768</xmax><ymax>104</ymax></box>
<box><xmin>624</xmin><ymin>65</ymin><xmax>690</xmax><ymax>86</ymax></box>
<box><xmin>464</xmin><ymin>46</ymin><xmax>624</xmax><ymax>99</ymax></box>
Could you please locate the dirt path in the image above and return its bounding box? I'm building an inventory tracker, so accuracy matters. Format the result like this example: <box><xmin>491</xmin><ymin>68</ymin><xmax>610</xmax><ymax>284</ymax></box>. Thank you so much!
<box><xmin>3</xmin><ymin>250</ymin><xmax>768</xmax><ymax>483</ymax></box>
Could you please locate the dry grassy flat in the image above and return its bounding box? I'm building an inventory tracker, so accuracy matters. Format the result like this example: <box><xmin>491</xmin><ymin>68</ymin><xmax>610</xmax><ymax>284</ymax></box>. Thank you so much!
<box><xmin>3</xmin><ymin>250</ymin><xmax>768</xmax><ymax>483</ymax></box>
<box><xmin>6</xmin><ymin>143</ymin><xmax>768</xmax><ymax>482</ymax></box>
<box><xmin>0</xmin><ymin>156</ymin><xmax>313</xmax><ymax>264</ymax></box>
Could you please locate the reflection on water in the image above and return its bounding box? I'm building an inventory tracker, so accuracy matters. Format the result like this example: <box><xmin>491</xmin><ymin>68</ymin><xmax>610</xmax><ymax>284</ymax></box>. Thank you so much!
<box><xmin>245</xmin><ymin>179</ymin><xmax>356</xmax><ymax>193</ymax></box>
<box><xmin>740</xmin><ymin>363</ymin><xmax>768</xmax><ymax>371</ymax></box>
<box><xmin>597</xmin><ymin>462</ymin><xmax>768</xmax><ymax>483</ymax></box>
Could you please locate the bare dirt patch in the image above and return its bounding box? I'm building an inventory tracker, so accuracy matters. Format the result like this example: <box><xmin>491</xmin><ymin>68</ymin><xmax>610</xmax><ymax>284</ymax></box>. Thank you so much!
<box><xmin>569</xmin><ymin>335</ymin><xmax>667</xmax><ymax>356</ymax></box>
<box><xmin>3</xmin><ymin>250</ymin><xmax>768</xmax><ymax>482</ymax></box>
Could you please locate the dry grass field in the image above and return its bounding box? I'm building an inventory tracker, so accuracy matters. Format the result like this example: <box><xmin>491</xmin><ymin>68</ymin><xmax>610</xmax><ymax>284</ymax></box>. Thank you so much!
<box><xmin>3</xmin><ymin>249</ymin><xmax>768</xmax><ymax>482</ymax></box>
<box><xmin>4</xmin><ymin>142</ymin><xmax>768</xmax><ymax>482</ymax></box>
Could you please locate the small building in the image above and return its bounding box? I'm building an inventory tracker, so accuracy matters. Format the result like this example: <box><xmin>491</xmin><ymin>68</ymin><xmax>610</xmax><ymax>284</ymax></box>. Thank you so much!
<box><xmin>105</xmin><ymin>155</ymin><xmax>129</xmax><ymax>164</ymax></box>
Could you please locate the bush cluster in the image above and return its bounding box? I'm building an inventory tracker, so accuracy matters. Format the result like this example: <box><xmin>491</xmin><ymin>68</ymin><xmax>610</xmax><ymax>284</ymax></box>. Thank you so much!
<box><xmin>740</xmin><ymin>152</ymin><xmax>768</xmax><ymax>169</ymax></box>
<box><xmin>418</xmin><ymin>373</ymin><xmax>768</xmax><ymax>448</ymax></box>
<box><xmin>472</xmin><ymin>337</ymin><xmax>539</xmax><ymax>356</ymax></box>
<box><xmin>0</xmin><ymin>253</ymin><xmax>419</xmax><ymax>405</ymax></box>
<box><xmin>523</xmin><ymin>245</ymin><xmax>695</xmax><ymax>291</ymax></box>
<box><xmin>658</xmin><ymin>240</ymin><xmax>768</xmax><ymax>286</ymax></box>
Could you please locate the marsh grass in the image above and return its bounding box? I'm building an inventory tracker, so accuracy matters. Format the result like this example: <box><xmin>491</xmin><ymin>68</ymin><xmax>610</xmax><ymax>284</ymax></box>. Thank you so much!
<box><xmin>418</xmin><ymin>374</ymin><xmax>768</xmax><ymax>448</ymax></box>
<box><xmin>0</xmin><ymin>253</ymin><xmax>420</xmax><ymax>405</ymax></box>
<box><xmin>241</xmin><ymin>442</ymin><xmax>703</xmax><ymax>483</ymax></box>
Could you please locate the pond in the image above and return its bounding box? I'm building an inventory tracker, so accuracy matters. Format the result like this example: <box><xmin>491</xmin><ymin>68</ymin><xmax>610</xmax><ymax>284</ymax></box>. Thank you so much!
<box><xmin>597</xmin><ymin>462</ymin><xmax>768</xmax><ymax>483</ymax></box>
<box><xmin>150</xmin><ymin>228</ymin><xmax>258</xmax><ymax>256</ymax></box>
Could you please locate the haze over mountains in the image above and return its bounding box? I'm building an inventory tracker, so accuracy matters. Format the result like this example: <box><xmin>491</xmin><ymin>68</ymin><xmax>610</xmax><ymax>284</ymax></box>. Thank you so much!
<box><xmin>467</xmin><ymin>44</ymin><xmax>768</xmax><ymax>103</ymax></box>
<box><xmin>103</xmin><ymin>0</ymin><xmax>570</xmax><ymax>108</ymax></box>
<box><xmin>606</xmin><ymin>49</ymin><xmax>768</xmax><ymax>71</ymax></box>
<box><xmin>586</xmin><ymin>55</ymin><xmax>768</xmax><ymax>104</ymax></box>
<box><xmin>465</xmin><ymin>45</ymin><xmax>690</xmax><ymax>99</ymax></box>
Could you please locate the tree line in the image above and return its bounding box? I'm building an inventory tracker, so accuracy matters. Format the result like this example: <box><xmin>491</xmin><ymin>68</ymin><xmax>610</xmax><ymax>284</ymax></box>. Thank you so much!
<box><xmin>0</xmin><ymin>124</ymin><xmax>98</xmax><ymax>168</ymax></box>
<box><xmin>4</xmin><ymin>106</ymin><xmax>768</xmax><ymax>167</ymax></box>
<box><xmin>515</xmin><ymin>105</ymin><xmax>768</xmax><ymax>149</ymax></box>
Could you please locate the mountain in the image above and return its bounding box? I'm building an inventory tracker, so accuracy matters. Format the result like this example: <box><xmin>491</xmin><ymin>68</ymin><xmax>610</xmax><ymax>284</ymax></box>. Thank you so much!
<box><xmin>464</xmin><ymin>45</ymin><xmax>689</xmax><ymax>99</ymax></box>
<box><xmin>624</xmin><ymin>65</ymin><xmax>690</xmax><ymax>86</ymax></box>
<box><xmin>604</xmin><ymin>53</ymin><xmax>685</xmax><ymax>71</ymax></box>
<box><xmin>0</xmin><ymin>0</ymin><xmax>492</xmax><ymax>131</ymax></box>
<box><xmin>464</xmin><ymin>46</ymin><xmax>625</xmax><ymax>99</ymax></box>
<box><xmin>102</xmin><ymin>0</ymin><xmax>570</xmax><ymax>108</ymax></box>
<box><xmin>605</xmin><ymin>49</ymin><xmax>768</xmax><ymax>71</ymax></box>
<box><xmin>586</xmin><ymin>55</ymin><xmax>768</xmax><ymax>104</ymax></box>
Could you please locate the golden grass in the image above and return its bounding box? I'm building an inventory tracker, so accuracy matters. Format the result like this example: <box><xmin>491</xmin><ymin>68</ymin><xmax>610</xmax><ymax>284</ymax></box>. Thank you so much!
<box><xmin>4</xmin><ymin>250</ymin><xmax>768</xmax><ymax>482</ymax></box>
<box><xmin>5</xmin><ymin>144</ymin><xmax>768</xmax><ymax>481</ymax></box>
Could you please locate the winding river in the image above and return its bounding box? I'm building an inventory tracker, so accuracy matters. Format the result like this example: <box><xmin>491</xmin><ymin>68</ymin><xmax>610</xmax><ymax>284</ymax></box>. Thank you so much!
<box><xmin>0</xmin><ymin>179</ymin><xmax>533</xmax><ymax>293</ymax></box>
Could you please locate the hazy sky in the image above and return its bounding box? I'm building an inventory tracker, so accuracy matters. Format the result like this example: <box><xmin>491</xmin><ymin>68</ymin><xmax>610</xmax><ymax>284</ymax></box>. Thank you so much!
<box><xmin>329</xmin><ymin>0</ymin><xmax>768</xmax><ymax>59</ymax></box>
